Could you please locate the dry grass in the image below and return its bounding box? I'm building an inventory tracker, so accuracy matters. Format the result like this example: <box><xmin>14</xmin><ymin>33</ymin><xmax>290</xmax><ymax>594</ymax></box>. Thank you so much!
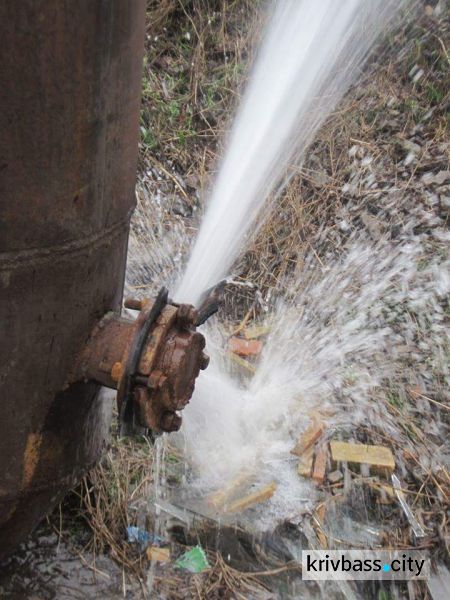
<box><xmin>78</xmin><ymin>437</ymin><xmax>154</xmax><ymax>568</ymax></box>
<box><xmin>139</xmin><ymin>0</ymin><xmax>262</xmax><ymax>174</ymax></box>
<box><xmin>238</xmin><ymin>7</ymin><xmax>449</xmax><ymax>300</ymax></box>
<box><xmin>151</xmin><ymin>553</ymin><xmax>277</xmax><ymax>600</ymax></box>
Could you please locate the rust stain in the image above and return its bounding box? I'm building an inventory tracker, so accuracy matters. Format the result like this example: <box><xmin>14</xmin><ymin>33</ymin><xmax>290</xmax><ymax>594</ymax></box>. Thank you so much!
<box><xmin>22</xmin><ymin>432</ymin><xmax>44</xmax><ymax>488</ymax></box>
<box><xmin>110</xmin><ymin>361</ymin><xmax>123</xmax><ymax>382</ymax></box>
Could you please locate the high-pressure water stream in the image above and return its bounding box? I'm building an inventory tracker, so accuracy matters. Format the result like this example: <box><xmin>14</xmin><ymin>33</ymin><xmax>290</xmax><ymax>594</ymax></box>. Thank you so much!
<box><xmin>2</xmin><ymin>1</ymin><xmax>448</xmax><ymax>597</ymax></box>
<box><xmin>174</xmin><ymin>0</ymin><xmax>412</xmax><ymax>306</ymax></box>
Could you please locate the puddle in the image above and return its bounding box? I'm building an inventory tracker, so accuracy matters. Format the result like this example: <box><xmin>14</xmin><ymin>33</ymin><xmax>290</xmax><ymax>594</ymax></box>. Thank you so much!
<box><xmin>0</xmin><ymin>522</ymin><xmax>141</xmax><ymax>600</ymax></box>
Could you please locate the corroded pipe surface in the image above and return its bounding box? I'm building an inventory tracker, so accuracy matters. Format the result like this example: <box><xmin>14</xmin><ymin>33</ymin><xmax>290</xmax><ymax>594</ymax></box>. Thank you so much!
<box><xmin>0</xmin><ymin>1</ymin><xmax>146</xmax><ymax>557</ymax></box>
<box><xmin>77</xmin><ymin>292</ymin><xmax>209</xmax><ymax>433</ymax></box>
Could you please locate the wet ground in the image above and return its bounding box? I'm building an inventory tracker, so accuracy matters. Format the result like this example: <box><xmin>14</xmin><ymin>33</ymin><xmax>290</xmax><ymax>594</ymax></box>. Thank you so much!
<box><xmin>0</xmin><ymin>522</ymin><xmax>140</xmax><ymax>600</ymax></box>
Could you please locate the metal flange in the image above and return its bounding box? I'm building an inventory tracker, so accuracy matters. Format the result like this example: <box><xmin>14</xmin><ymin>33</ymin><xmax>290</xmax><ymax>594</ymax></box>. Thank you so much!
<box><xmin>75</xmin><ymin>288</ymin><xmax>209</xmax><ymax>433</ymax></box>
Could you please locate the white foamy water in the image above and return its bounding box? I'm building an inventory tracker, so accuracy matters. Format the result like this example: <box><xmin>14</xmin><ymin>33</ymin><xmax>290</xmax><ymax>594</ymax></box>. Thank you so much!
<box><xmin>175</xmin><ymin>0</ymin><xmax>411</xmax><ymax>305</ymax></box>
<box><xmin>180</xmin><ymin>234</ymin><xmax>449</xmax><ymax>526</ymax></box>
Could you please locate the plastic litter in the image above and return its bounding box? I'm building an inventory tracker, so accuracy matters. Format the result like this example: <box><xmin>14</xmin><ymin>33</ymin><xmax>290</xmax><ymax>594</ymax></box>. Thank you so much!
<box><xmin>428</xmin><ymin>563</ymin><xmax>450</xmax><ymax>600</ymax></box>
<box><xmin>126</xmin><ymin>526</ymin><xmax>163</xmax><ymax>549</ymax></box>
<box><xmin>175</xmin><ymin>546</ymin><xmax>210</xmax><ymax>573</ymax></box>
<box><xmin>391</xmin><ymin>474</ymin><xmax>427</xmax><ymax>538</ymax></box>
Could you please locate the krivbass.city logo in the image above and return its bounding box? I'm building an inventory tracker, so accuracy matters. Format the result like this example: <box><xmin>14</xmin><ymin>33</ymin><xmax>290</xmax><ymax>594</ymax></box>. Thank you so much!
<box><xmin>302</xmin><ymin>550</ymin><xmax>429</xmax><ymax>581</ymax></box>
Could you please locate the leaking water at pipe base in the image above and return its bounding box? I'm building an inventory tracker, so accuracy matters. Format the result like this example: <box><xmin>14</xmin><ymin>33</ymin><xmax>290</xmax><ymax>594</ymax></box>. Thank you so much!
<box><xmin>0</xmin><ymin>521</ymin><xmax>142</xmax><ymax>599</ymax></box>
<box><xmin>140</xmin><ymin>441</ymin><xmax>425</xmax><ymax>600</ymax></box>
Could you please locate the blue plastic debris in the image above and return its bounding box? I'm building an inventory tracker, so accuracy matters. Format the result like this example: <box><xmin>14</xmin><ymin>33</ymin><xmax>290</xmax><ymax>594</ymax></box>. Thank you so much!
<box><xmin>126</xmin><ymin>526</ymin><xmax>163</xmax><ymax>549</ymax></box>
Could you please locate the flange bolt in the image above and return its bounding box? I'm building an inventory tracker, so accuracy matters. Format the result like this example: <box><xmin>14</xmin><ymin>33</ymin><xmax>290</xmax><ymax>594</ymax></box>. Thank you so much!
<box><xmin>200</xmin><ymin>352</ymin><xmax>210</xmax><ymax>370</ymax></box>
<box><xmin>176</xmin><ymin>304</ymin><xmax>198</xmax><ymax>329</ymax></box>
<box><xmin>160</xmin><ymin>411</ymin><xmax>182</xmax><ymax>432</ymax></box>
<box><xmin>124</xmin><ymin>298</ymin><xmax>142</xmax><ymax>311</ymax></box>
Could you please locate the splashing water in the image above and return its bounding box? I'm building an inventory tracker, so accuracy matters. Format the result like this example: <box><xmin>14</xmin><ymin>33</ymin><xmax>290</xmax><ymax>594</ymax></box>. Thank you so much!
<box><xmin>126</xmin><ymin>0</ymin><xmax>449</xmax><ymax>532</ymax></box>
<box><xmin>180</xmin><ymin>234</ymin><xmax>448</xmax><ymax>525</ymax></box>
<box><xmin>175</xmin><ymin>0</ymin><xmax>411</xmax><ymax>305</ymax></box>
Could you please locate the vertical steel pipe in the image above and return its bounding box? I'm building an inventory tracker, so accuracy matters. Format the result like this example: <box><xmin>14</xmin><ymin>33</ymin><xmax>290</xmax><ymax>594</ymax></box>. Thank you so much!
<box><xmin>0</xmin><ymin>0</ymin><xmax>146</xmax><ymax>556</ymax></box>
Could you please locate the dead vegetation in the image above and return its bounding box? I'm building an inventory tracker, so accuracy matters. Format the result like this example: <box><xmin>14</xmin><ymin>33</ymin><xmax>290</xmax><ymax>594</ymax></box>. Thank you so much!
<box><xmin>139</xmin><ymin>0</ymin><xmax>262</xmax><ymax>175</ymax></box>
<box><xmin>53</xmin><ymin>1</ymin><xmax>450</xmax><ymax>598</ymax></box>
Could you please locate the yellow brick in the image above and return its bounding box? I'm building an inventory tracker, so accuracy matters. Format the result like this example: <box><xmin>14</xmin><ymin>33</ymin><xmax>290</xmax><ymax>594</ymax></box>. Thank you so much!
<box><xmin>226</xmin><ymin>482</ymin><xmax>276</xmax><ymax>513</ymax></box>
<box><xmin>291</xmin><ymin>419</ymin><xmax>324</xmax><ymax>456</ymax></box>
<box><xmin>330</xmin><ymin>441</ymin><xmax>395</xmax><ymax>475</ymax></box>
<box><xmin>312</xmin><ymin>445</ymin><xmax>328</xmax><ymax>485</ymax></box>
<box><xmin>243</xmin><ymin>324</ymin><xmax>271</xmax><ymax>340</ymax></box>
<box><xmin>297</xmin><ymin>445</ymin><xmax>314</xmax><ymax>478</ymax></box>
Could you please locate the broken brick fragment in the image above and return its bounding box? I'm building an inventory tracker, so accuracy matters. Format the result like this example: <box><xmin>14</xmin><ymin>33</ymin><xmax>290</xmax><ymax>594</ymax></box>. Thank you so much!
<box><xmin>146</xmin><ymin>546</ymin><xmax>170</xmax><ymax>562</ymax></box>
<box><xmin>330</xmin><ymin>441</ymin><xmax>395</xmax><ymax>476</ymax></box>
<box><xmin>312</xmin><ymin>445</ymin><xmax>328</xmax><ymax>485</ymax></box>
<box><xmin>297</xmin><ymin>445</ymin><xmax>314</xmax><ymax>478</ymax></box>
<box><xmin>226</xmin><ymin>482</ymin><xmax>276</xmax><ymax>513</ymax></box>
<box><xmin>228</xmin><ymin>337</ymin><xmax>263</xmax><ymax>357</ymax></box>
<box><xmin>291</xmin><ymin>418</ymin><xmax>324</xmax><ymax>456</ymax></box>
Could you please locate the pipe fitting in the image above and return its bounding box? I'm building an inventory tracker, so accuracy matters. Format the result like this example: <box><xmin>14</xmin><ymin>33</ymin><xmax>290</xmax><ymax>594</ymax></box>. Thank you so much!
<box><xmin>75</xmin><ymin>288</ymin><xmax>208</xmax><ymax>433</ymax></box>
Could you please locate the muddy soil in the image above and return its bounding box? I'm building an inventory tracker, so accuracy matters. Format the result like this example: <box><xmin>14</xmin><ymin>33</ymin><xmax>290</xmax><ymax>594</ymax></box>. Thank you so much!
<box><xmin>0</xmin><ymin>521</ymin><xmax>140</xmax><ymax>600</ymax></box>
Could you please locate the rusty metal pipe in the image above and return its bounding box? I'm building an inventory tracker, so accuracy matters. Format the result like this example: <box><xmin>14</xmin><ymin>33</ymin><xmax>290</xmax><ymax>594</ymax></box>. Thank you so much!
<box><xmin>0</xmin><ymin>1</ymin><xmax>210</xmax><ymax>558</ymax></box>
<box><xmin>0</xmin><ymin>1</ymin><xmax>147</xmax><ymax>557</ymax></box>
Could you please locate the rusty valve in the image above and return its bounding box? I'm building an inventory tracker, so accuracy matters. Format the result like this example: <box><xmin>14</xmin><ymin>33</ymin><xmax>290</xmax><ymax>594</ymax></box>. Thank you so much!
<box><xmin>76</xmin><ymin>288</ymin><xmax>209</xmax><ymax>433</ymax></box>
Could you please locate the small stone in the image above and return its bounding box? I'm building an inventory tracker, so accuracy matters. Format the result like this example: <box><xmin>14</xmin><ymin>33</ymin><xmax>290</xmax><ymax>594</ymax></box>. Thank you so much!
<box><xmin>338</xmin><ymin>219</ymin><xmax>351</xmax><ymax>232</ymax></box>
<box><xmin>146</xmin><ymin>546</ymin><xmax>170</xmax><ymax>563</ymax></box>
<box><xmin>349</xmin><ymin>144</ymin><xmax>364</xmax><ymax>159</ymax></box>
<box><xmin>425</xmin><ymin>193</ymin><xmax>439</xmax><ymax>207</ymax></box>
<box><xmin>361</xmin><ymin>211</ymin><xmax>382</xmax><ymax>239</ymax></box>
<box><xmin>434</xmin><ymin>171</ymin><xmax>450</xmax><ymax>185</ymax></box>
<box><xmin>422</xmin><ymin>170</ymin><xmax>450</xmax><ymax>186</ymax></box>
<box><xmin>409</xmin><ymin>64</ymin><xmax>419</xmax><ymax>78</ymax></box>
<box><xmin>404</xmin><ymin>152</ymin><xmax>416</xmax><ymax>166</ymax></box>
<box><xmin>402</xmin><ymin>139</ymin><xmax>421</xmax><ymax>154</ymax></box>
<box><xmin>361</xmin><ymin>156</ymin><xmax>373</xmax><ymax>167</ymax></box>
<box><xmin>440</xmin><ymin>195</ymin><xmax>450</xmax><ymax>212</ymax></box>
<box><xmin>412</xmin><ymin>68</ymin><xmax>424</xmax><ymax>83</ymax></box>
<box><xmin>422</xmin><ymin>172</ymin><xmax>434</xmax><ymax>185</ymax></box>
<box><xmin>328</xmin><ymin>470</ymin><xmax>343</xmax><ymax>483</ymax></box>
